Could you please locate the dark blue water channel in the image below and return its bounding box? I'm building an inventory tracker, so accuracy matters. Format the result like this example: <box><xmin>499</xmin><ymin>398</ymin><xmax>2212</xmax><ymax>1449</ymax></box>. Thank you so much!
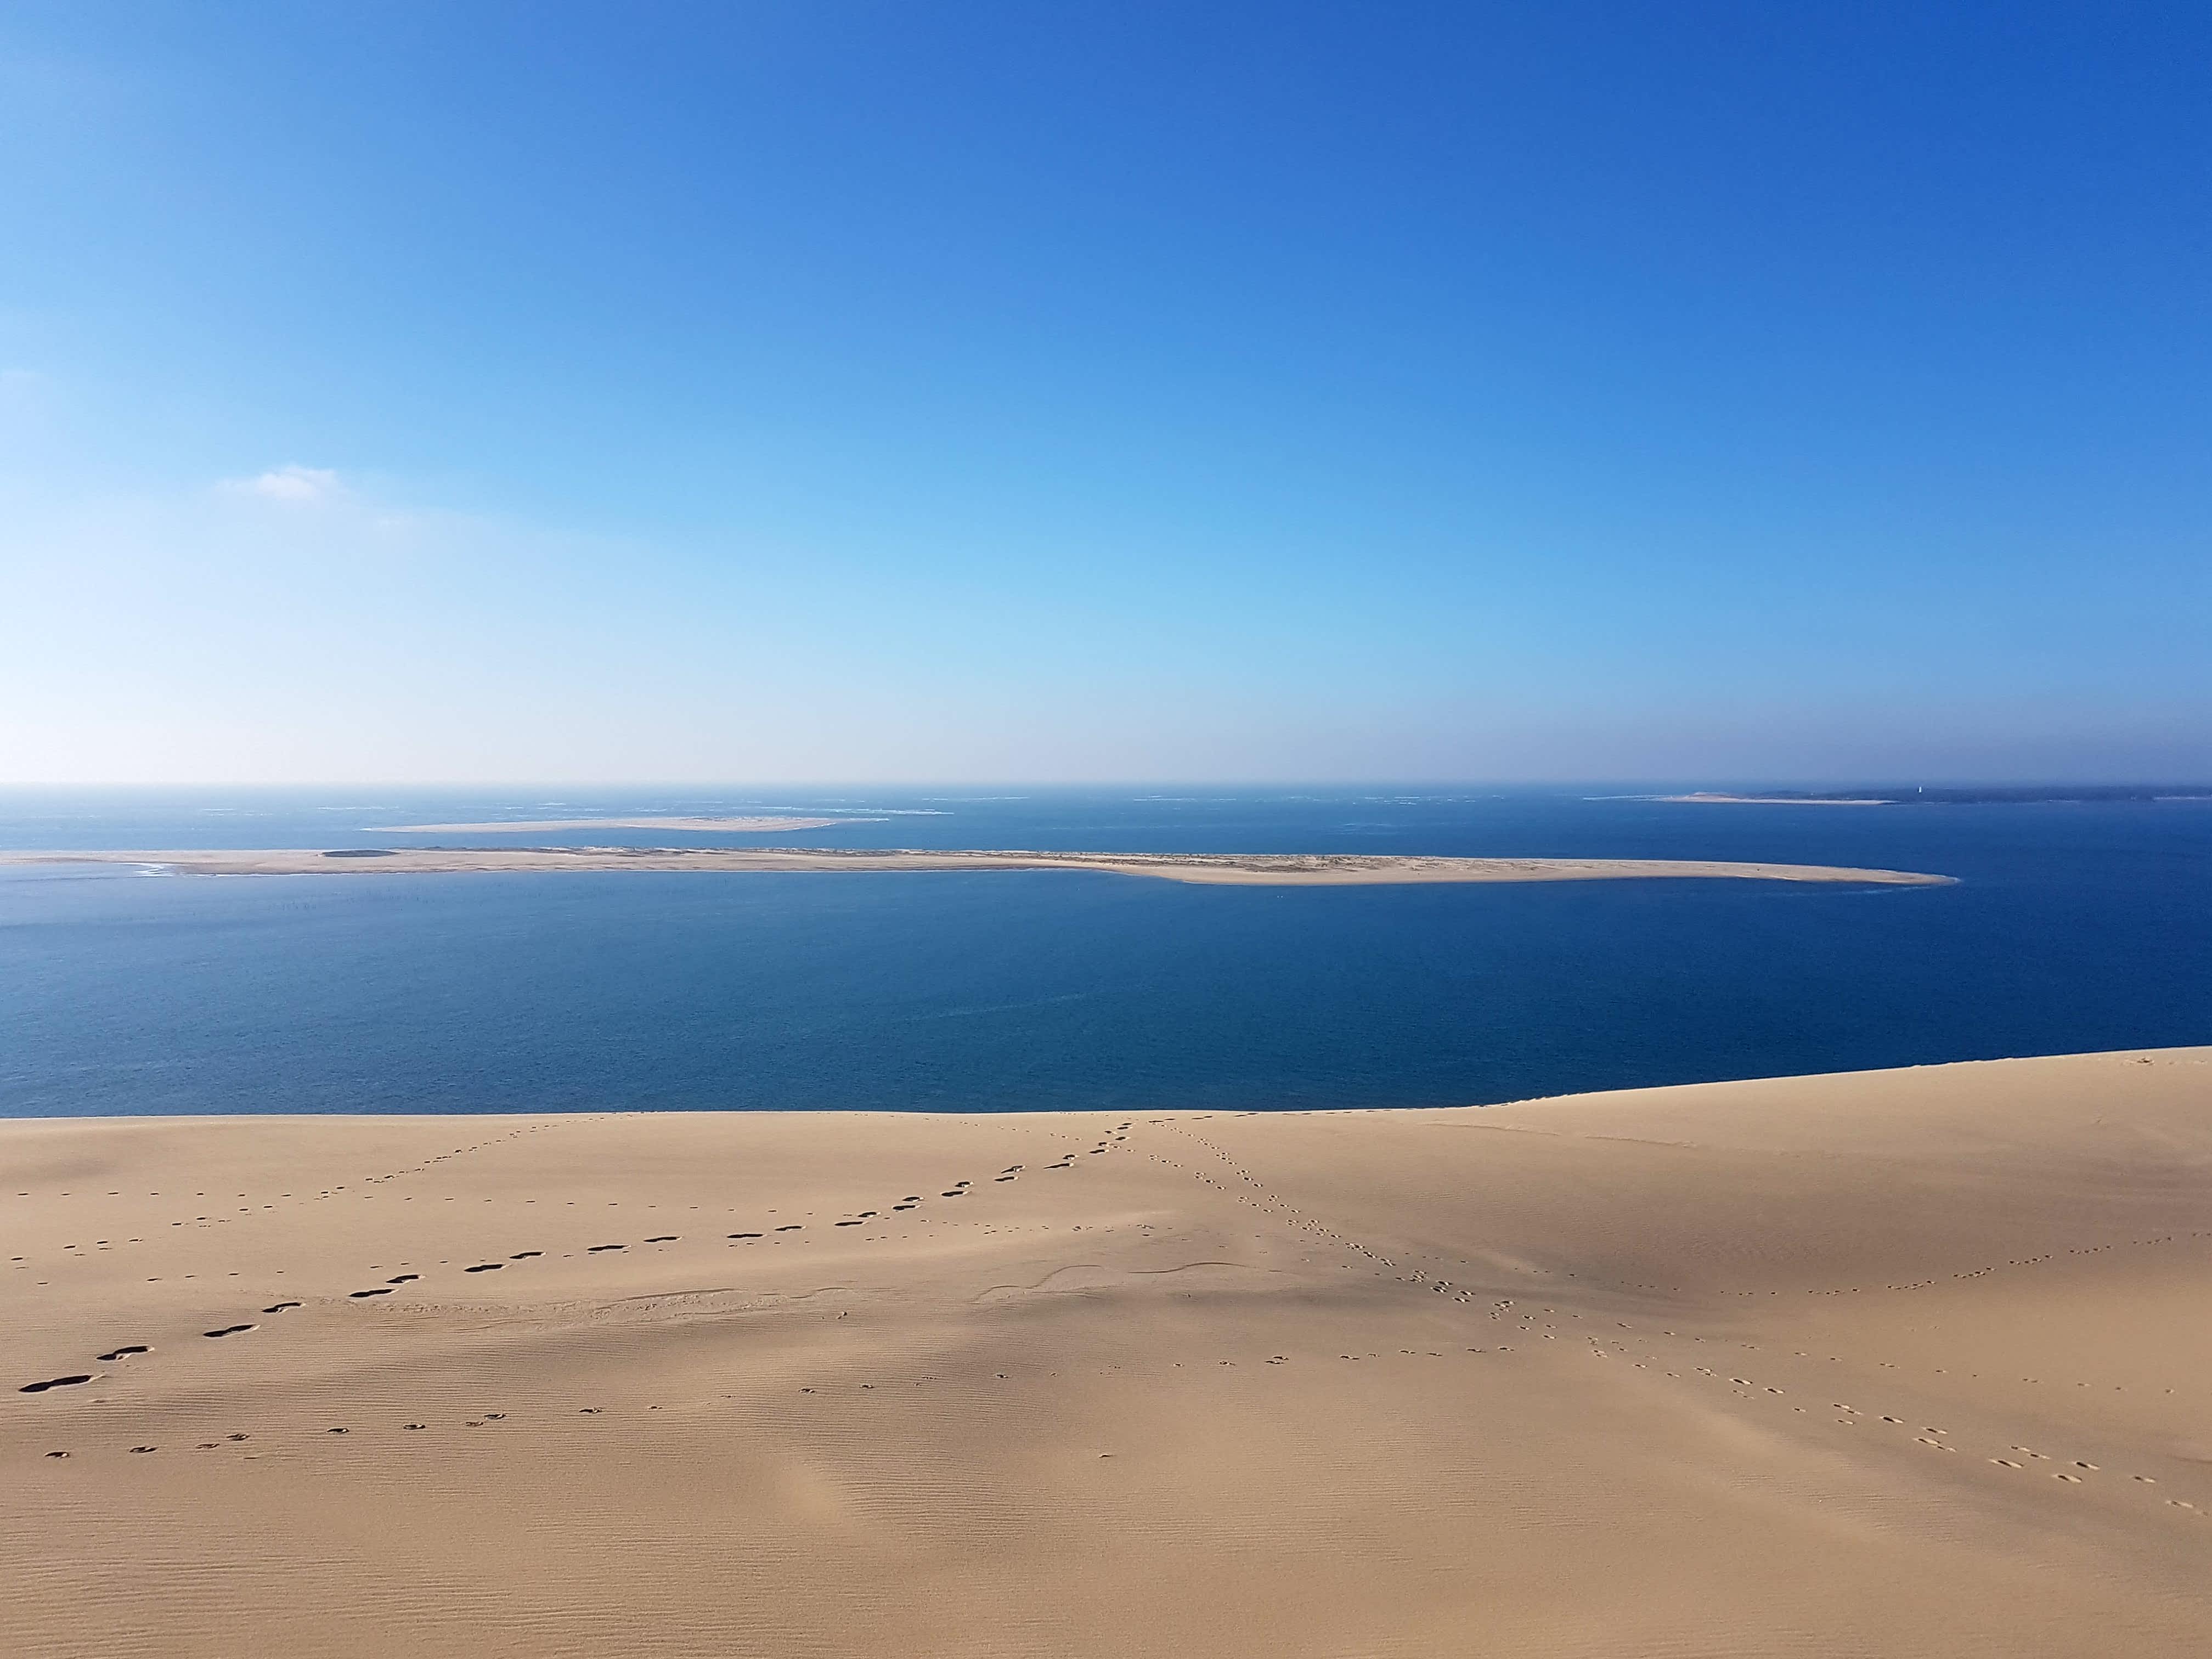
<box><xmin>1</xmin><ymin>788</ymin><xmax>2205</xmax><ymax>1116</ymax></box>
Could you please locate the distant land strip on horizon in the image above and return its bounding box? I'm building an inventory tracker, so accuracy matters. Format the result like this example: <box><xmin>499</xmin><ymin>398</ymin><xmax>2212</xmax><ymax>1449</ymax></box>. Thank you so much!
<box><xmin>1654</xmin><ymin>786</ymin><xmax>2212</xmax><ymax>806</ymax></box>
<box><xmin>2</xmin><ymin>848</ymin><xmax>1957</xmax><ymax>887</ymax></box>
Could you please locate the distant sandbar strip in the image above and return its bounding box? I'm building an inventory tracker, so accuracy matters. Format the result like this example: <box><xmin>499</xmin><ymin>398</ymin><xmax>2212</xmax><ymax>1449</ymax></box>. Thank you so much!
<box><xmin>375</xmin><ymin>816</ymin><xmax>869</xmax><ymax>833</ymax></box>
<box><xmin>1654</xmin><ymin>793</ymin><xmax>1892</xmax><ymax>806</ymax></box>
<box><xmin>7</xmin><ymin>848</ymin><xmax>1957</xmax><ymax>887</ymax></box>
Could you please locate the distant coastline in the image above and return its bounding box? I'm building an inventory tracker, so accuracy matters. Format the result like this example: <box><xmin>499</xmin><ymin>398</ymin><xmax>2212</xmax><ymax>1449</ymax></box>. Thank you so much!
<box><xmin>1657</xmin><ymin>792</ymin><xmax>1890</xmax><ymax>806</ymax></box>
<box><xmin>1654</xmin><ymin>785</ymin><xmax>2212</xmax><ymax>806</ymax></box>
<box><xmin>3</xmin><ymin>847</ymin><xmax>1957</xmax><ymax>887</ymax></box>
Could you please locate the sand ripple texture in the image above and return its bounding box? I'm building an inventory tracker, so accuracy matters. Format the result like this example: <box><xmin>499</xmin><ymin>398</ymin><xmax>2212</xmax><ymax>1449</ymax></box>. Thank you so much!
<box><xmin>5</xmin><ymin>1047</ymin><xmax>2209</xmax><ymax>1658</ymax></box>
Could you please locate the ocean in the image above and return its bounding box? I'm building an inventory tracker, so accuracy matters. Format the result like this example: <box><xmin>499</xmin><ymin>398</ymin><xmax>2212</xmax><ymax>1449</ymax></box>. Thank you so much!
<box><xmin>1</xmin><ymin>787</ymin><xmax>2205</xmax><ymax>1118</ymax></box>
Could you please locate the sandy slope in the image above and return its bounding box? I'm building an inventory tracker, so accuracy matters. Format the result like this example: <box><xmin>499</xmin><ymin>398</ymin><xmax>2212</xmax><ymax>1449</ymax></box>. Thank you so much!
<box><xmin>4</xmin><ymin>1048</ymin><xmax>2207</xmax><ymax>1657</ymax></box>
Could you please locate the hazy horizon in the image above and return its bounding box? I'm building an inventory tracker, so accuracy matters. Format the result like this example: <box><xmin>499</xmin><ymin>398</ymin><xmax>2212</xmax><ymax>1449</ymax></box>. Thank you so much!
<box><xmin>4</xmin><ymin>777</ymin><xmax>2210</xmax><ymax>794</ymax></box>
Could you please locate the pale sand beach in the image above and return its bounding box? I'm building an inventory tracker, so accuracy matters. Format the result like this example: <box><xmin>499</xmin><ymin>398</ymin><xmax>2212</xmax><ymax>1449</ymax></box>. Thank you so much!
<box><xmin>375</xmin><ymin>817</ymin><xmax>866</xmax><ymax>833</ymax></box>
<box><xmin>3</xmin><ymin>847</ymin><xmax>1956</xmax><ymax>885</ymax></box>
<box><xmin>6</xmin><ymin>1048</ymin><xmax>2208</xmax><ymax>1657</ymax></box>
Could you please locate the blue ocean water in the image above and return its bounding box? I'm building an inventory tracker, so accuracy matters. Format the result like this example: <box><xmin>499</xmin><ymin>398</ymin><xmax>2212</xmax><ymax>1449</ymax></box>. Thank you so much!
<box><xmin>0</xmin><ymin>788</ymin><xmax>2205</xmax><ymax>1118</ymax></box>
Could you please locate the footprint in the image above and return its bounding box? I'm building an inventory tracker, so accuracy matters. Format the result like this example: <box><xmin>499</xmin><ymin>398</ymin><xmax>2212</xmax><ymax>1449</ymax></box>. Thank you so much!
<box><xmin>588</xmin><ymin>1244</ymin><xmax>625</xmax><ymax>1253</ymax></box>
<box><xmin>728</xmin><ymin>1232</ymin><xmax>762</xmax><ymax>1239</ymax></box>
<box><xmin>129</xmin><ymin>1446</ymin><xmax>157</xmax><ymax>1454</ymax></box>
<box><xmin>227</xmin><ymin>1434</ymin><xmax>249</xmax><ymax>1442</ymax></box>
<box><xmin>19</xmin><ymin>1375</ymin><xmax>93</xmax><ymax>1393</ymax></box>
<box><xmin>940</xmin><ymin>1191</ymin><xmax>965</xmax><ymax>1198</ymax></box>
<box><xmin>645</xmin><ymin>1235</ymin><xmax>678</xmax><ymax>1243</ymax></box>
<box><xmin>96</xmin><ymin>1346</ymin><xmax>150</xmax><ymax>1362</ymax></box>
<box><xmin>44</xmin><ymin>1450</ymin><xmax>69</xmax><ymax>1458</ymax></box>
<box><xmin>775</xmin><ymin>1225</ymin><xmax>802</xmax><ymax>1233</ymax></box>
<box><xmin>387</xmin><ymin>1274</ymin><xmax>420</xmax><ymax>1284</ymax></box>
<box><xmin>835</xmin><ymin>1220</ymin><xmax>864</xmax><ymax>1227</ymax></box>
<box><xmin>349</xmin><ymin>1288</ymin><xmax>394</xmax><ymax>1298</ymax></box>
<box><xmin>263</xmin><ymin>1302</ymin><xmax>302</xmax><ymax>1313</ymax></box>
<box><xmin>326</xmin><ymin>1427</ymin><xmax>349</xmax><ymax>1435</ymax></box>
<box><xmin>510</xmin><ymin>1252</ymin><xmax>543</xmax><ymax>1260</ymax></box>
<box><xmin>203</xmin><ymin>1324</ymin><xmax>256</xmax><ymax>1338</ymax></box>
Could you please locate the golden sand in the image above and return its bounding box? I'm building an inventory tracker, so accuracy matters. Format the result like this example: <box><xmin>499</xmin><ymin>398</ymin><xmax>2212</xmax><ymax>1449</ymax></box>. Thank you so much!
<box><xmin>5</xmin><ymin>1048</ymin><xmax>2208</xmax><ymax>1656</ymax></box>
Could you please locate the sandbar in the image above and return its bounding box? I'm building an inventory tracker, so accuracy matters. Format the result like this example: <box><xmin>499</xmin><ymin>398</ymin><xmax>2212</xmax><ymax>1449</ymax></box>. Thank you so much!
<box><xmin>3</xmin><ymin>846</ymin><xmax>1957</xmax><ymax>886</ymax></box>
<box><xmin>375</xmin><ymin>816</ymin><xmax>868</xmax><ymax>833</ymax></box>
<box><xmin>4</xmin><ymin>1047</ymin><xmax>2207</xmax><ymax>1656</ymax></box>
<box><xmin>1656</xmin><ymin>791</ymin><xmax>1894</xmax><ymax>805</ymax></box>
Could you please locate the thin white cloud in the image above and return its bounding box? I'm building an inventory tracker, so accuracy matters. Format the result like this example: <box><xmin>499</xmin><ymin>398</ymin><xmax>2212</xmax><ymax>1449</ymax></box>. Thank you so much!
<box><xmin>226</xmin><ymin>463</ymin><xmax>345</xmax><ymax>505</ymax></box>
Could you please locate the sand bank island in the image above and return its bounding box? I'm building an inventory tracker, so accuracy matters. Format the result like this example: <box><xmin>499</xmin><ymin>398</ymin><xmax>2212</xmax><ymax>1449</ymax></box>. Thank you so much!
<box><xmin>5</xmin><ymin>1047</ymin><xmax>2208</xmax><ymax>1657</ymax></box>
<box><xmin>5</xmin><ymin>846</ymin><xmax>1957</xmax><ymax>885</ymax></box>
<box><xmin>373</xmin><ymin>815</ymin><xmax>870</xmax><ymax>833</ymax></box>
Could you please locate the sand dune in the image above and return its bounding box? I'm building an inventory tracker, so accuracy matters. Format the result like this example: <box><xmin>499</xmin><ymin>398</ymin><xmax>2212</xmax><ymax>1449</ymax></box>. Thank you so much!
<box><xmin>3</xmin><ymin>845</ymin><xmax>1956</xmax><ymax>885</ymax></box>
<box><xmin>5</xmin><ymin>1047</ymin><xmax>2208</xmax><ymax>1657</ymax></box>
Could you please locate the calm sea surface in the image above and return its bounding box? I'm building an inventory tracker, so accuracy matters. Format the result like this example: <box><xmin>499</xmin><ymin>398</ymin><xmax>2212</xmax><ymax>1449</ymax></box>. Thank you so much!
<box><xmin>1</xmin><ymin>788</ymin><xmax>2205</xmax><ymax>1118</ymax></box>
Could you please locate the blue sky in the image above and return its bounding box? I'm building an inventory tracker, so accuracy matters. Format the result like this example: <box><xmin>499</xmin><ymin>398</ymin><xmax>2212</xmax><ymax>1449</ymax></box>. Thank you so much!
<box><xmin>2</xmin><ymin>2</ymin><xmax>2205</xmax><ymax>783</ymax></box>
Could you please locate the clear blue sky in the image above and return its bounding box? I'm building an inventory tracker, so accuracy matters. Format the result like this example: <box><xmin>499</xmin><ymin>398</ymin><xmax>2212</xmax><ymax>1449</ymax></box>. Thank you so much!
<box><xmin>2</xmin><ymin>2</ymin><xmax>2205</xmax><ymax>783</ymax></box>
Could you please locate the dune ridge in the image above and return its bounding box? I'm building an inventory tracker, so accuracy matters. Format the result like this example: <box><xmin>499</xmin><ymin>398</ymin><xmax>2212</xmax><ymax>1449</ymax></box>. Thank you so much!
<box><xmin>5</xmin><ymin>1047</ymin><xmax>2208</xmax><ymax>1657</ymax></box>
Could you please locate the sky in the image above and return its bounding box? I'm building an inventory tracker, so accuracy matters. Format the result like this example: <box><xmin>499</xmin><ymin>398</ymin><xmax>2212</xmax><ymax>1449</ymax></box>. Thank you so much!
<box><xmin>1</xmin><ymin>1</ymin><xmax>2206</xmax><ymax>785</ymax></box>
